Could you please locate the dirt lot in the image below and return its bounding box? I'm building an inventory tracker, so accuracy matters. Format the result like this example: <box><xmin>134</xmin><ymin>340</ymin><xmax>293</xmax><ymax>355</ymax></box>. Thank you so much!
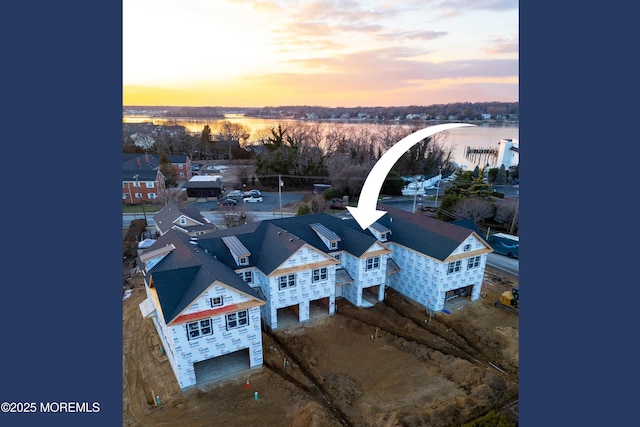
<box><xmin>122</xmin><ymin>264</ymin><xmax>519</xmax><ymax>427</ymax></box>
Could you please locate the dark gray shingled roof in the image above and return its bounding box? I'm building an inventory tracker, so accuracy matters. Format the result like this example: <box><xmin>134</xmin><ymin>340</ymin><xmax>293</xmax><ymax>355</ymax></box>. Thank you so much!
<box><xmin>153</xmin><ymin>203</ymin><xmax>216</xmax><ymax>235</ymax></box>
<box><xmin>372</xmin><ymin>204</ymin><xmax>476</xmax><ymax>261</ymax></box>
<box><xmin>193</xmin><ymin>214</ymin><xmax>378</xmax><ymax>275</ymax></box>
<box><xmin>122</xmin><ymin>153</ymin><xmax>189</xmax><ymax>171</ymax></box>
<box><xmin>146</xmin><ymin>230</ymin><xmax>264</xmax><ymax>324</ymax></box>
<box><xmin>145</xmin><ymin>207</ymin><xmax>482</xmax><ymax>323</ymax></box>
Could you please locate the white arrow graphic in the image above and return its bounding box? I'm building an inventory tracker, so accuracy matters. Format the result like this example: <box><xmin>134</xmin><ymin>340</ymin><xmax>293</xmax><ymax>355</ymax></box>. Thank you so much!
<box><xmin>347</xmin><ymin>123</ymin><xmax>474</xmax><ymax>229</ymax></box>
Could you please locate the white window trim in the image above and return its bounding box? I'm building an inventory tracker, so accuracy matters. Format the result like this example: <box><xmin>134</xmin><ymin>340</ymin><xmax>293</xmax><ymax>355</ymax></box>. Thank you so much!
<box><xmin>366</xmin><ymin>256</ymin><xmax>380</xmax><ymax>270</ymax></box>
<box><xmin>312</xmin><ymin>267</ymin><xmax>328</xmax><ymax>282</ymax></box>
<box><xmin>279</xmin><ymin>274</ymin><xmax>296</xmax><ymax>290</ymax></box>
<box><xmin>225</xmin><ymin>310</ymin><xmax>249</xmax><ymax>330</ymax></box>
<box><xmin>186</xmin><ymin>319</ymin><xmax>212</xmax><ymax>340</ymax></box>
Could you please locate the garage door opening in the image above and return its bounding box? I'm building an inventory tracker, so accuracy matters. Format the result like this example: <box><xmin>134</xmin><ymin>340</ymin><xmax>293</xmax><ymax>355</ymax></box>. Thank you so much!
<box><xmin>276</xmin><ymin>304</ymin><xmax>299</xmax><ymax>329</ymax></box>
<box><xmin>309</xmin><ymin>297</ymin><xmax>330</xmax><ymax>320</ymax></box>
<box><xmin>444</xmin><ymin>285</ymin><xmax>474</xmax><ymax>311</ymax></box>
<box><xmin>363</xmin><ymin>285</ymin><xmax>381</xmax><ymax>306</ymax></box>
<box><xmin>193</xmin><ymin>348</ymin><xmax>251</xmax><ymax>386</ymax></box>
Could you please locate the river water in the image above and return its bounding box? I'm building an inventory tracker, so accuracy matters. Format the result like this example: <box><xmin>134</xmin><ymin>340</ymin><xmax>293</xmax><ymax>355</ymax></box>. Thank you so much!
<box><xmin>123</xmin><ymin>114</ymin><xmax>518</xmax><ymax>170</ymax></box>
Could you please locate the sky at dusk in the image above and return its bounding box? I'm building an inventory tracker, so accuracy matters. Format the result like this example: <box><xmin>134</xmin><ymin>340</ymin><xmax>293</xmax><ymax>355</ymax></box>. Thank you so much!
<box><xmin>123</xmin><ymin>0</ymin><xmax>518</xmax><ymax>108</ymax></box>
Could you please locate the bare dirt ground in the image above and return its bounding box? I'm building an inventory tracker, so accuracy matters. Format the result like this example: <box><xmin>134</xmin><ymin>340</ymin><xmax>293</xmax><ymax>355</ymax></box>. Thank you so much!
<box><xmin>122</xmin><ymin>265</ymin><xmax>519</xmax><ymax>427</ymax></box>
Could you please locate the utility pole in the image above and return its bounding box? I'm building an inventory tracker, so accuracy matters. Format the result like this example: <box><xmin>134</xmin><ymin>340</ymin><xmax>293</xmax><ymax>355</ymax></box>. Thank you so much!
<box><xmin>278</xmin><ymin>175</ymin><xmax>283</xmax><ymax>218</ymax></box>
<box><xmin>434</xmin><ymin>166</ymin><xmax>442</xmax><ymax>208</ymax></box>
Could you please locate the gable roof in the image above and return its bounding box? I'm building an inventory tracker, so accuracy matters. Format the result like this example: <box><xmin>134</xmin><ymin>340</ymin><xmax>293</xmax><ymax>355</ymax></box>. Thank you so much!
<box><xmin>122</xmin><ymin>153</ymin><xmax>189</xmax><ymax>171</ymax></box>
<box><xmin>372</xmin><ymin>204</ymin><xmax>480</xmax><ymax>261</ymax></box>
<box><xmin>153</xmin><ymin>202</ymin><xmax>216</xmax><ymax>235</ymax></box>
<box><xmin>146</xmin><ymin>230</ymin><xmax>264</xmax><ymax>324</ymax></box>
<box><xmin>122</xmin><ymin>169</ymin><xmax>161</xmax><ymax>182</ymax></box>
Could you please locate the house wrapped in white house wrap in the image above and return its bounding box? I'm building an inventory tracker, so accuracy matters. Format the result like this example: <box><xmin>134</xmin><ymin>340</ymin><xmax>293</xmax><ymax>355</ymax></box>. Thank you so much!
<box><xmin>139</xmin><ymin>203</ymin><xmax>493</xmax><ymax>390</ymax></box>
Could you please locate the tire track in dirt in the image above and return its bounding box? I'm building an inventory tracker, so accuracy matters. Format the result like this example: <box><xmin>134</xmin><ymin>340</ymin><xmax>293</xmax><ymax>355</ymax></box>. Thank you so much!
<box><xmin>263</xmin><ymin>326</ymin><xmax>353</xmax><ymax>427</ymax></box>
<box><xmin>338</xmin><ymin>295</ymin><xmax>518</xmax><ymax>383</ymax></box>
<box><xmin>383</xmin><ymin>287</ymin><xmax>518</xmax><ymax>381</ymax></box>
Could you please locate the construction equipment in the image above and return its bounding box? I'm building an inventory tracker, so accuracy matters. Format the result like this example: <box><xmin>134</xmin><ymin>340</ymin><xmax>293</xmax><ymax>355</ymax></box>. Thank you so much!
<box><xmin>494</xmin><ymin>287</ymin><xmax>519</xmax><ymax>314</ymax></box>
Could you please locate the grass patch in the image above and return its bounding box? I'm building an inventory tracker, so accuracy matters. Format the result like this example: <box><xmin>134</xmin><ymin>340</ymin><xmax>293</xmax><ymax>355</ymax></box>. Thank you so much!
<box><xmin>123</xmin><ymin>204</ymin><xmax>162</xmax><ymax>214</ymax></box>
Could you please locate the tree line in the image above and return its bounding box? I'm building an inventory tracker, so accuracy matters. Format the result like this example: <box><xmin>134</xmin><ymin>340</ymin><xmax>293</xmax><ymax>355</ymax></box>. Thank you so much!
<box><xmin>123</xmin><ymin>119</ymin><xmax>518</xmax><ymax>233</ymax></box>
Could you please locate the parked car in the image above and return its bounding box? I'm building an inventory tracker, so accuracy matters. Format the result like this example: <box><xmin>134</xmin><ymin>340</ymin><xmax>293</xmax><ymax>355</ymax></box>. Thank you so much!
<box><xmin>242</xmin><ymin>189</ymin><xmax>262</xmax><ymax>197</ymax></box>
<box><xmin>243</xmin><ymin>195</ymin><xmax>263</xmax><ymax>203</ymax></box>
<box><xmin>217</xmin><ymin>196</ymin><xmax>237</xmax><ymax>206</ymax></box>
<box><xmin>226</xmin><ymin>190</ymin><xmax>243</xmax><ymax>199</ymax></box>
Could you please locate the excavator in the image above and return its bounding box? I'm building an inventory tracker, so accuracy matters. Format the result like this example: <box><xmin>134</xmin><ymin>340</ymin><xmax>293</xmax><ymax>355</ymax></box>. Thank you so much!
<box><xmin>494</xmin><ymin>287</ymin><xmax>519</xmax><ymax>315</ymax></box>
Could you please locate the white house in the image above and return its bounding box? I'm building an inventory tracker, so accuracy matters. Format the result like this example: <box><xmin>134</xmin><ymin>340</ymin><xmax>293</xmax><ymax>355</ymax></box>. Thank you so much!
<box><xmin>138</xmin><ymin>230</ymin><xmax>266</xmax><ymax>390</ymax></box>
<box><xmin>496</xmin><ymin>138</ymin><xmax>519</xmax><ymax>169</ymax></box>
<box><xmin>138</xmin><ymin>205</ymin><xmax>493</xmax><ymax>390</ymax></box>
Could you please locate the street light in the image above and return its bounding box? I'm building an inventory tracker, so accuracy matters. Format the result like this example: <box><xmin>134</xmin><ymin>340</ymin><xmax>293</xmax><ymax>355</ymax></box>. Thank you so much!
<box><xmin>434</xmin><ymin>166</ymin><xmax>443</xmax><ymax>209</ymax></box>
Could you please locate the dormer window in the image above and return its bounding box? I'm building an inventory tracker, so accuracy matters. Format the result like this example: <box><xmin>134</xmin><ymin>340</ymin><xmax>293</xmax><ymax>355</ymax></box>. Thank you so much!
<box><xmin>179</xmin><ymin>217</ymin><xmax>187</xmax><ymax>225</ymax></box>
<box><xmin>310</xmin><ymin>223</ymin><xmax>341</xmax><ymax>251</ymax></box>
<box><xmin>221</xmin><ymin>236</ymin><xmax>251</xmax><ymax>267</ymax></box>
<box><xmin>368</xmin><ymin>222</ymin><xmax>391</xmax><ymax>242</ymax></box>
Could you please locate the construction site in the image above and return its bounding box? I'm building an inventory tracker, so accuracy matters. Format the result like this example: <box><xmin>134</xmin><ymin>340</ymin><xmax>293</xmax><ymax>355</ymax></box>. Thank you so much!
<box><xmin>123</xmin><ymin>264</ymin><xmax>519</xmax><ymax>426</ymax></box>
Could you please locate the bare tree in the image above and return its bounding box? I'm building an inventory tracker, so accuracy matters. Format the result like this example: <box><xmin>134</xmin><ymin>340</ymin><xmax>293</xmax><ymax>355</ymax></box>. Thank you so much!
<box><xmin>495</xmin><ymin>200</ymin><xmax>518</xmax><ymax>227</ymax></box>
<box><xmin>216</xmin><ymin>121</ymin><xmax>251</xmax><ymax>160</ymax></box>
<box><xmin>451</xmin><ymin>197</ymin><xmax>494</xmax><ymax>223</ymax></box>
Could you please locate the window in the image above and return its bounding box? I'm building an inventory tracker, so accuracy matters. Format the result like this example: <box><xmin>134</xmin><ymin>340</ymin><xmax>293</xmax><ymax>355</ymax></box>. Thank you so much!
<box><xmin>210</xmin><ymin>296</ymin><xmax>223</xmax><ymax>307</ymax></box>
<box><xmin>149</xmin><ymin>193</ymin><xmax>157</xmax><ymax>199</ymax></box>
<box><xmin>133</xmin><ymin>181</ymin><xmax>141</xmax><ymax>188</ymax></box>
<box><xmin>312</xmin><ymin>267</ymin><xmax>327</xmax><ymax>282</ymax></box>
<box><xmin>122</xmin><ymin>193</ymin><xmax>127</xmax><ymax>199</ymax></box>
<box><xmin>380</xmin><ymin>232</ymin><xmax>388</xmax><ymax>241</ymax></box>
<box><xmin>186</xmin><ymin>319</ymin><xmax>212</xmax><ymax>340</ymax></box>
<box><xmin>332</xmin><ymin>253</ymin><xmax>341</xmax><ymax>261</ymax></box>
<box><xmin>238</xmin><ymin>271</ymin><xmax>253</xmax><ymax>284</ymax></box>
<box><xmin>464</xmin><ymin>244</ymin><xmax>471</xmax><ymax>252</ymax></box>
<box><xmin>366</xmin><ymin>256</ymin><xmax>380</xmax><ymax>270</ymax></box>
<box><xmin>179</xmin><ymin>217</ymin><xmax>186</xmax><ymax>225</ymax></box>
<box><xmin>179</xmin><ymin>172</ymin><xmax>185</xmax><ymax>178</ymax></box>
<box><xmin>226</xmin><ymin>310</ymin><xmax>249</xmax><ymax>330</ymax></box>
<box><xmin>330</xmin><ymin>241</ymin><xmax>337</xmax><ymax>249</ymax></box>
<box><xmin>447</xmin><ymin>260</ymin><xmax>462</xmax><ymax>274</ymax></box>
<box><xmin>135</xmin><ymin>192</ymin><xmax>142</xmax><ymax>199</ymax></box>
<box><xmin>279</xmin><ymin>274</ymin><xmax>296</xmax><ymax>290</ymax></box>
<box><xmin>145</xmin><ymin>182</ymin><xmax>155</xmax><ymax>188</ymax></box>
<box><xmin>467</xmin><ymin>256</ymin><xmax>480</xmax><ymax>269</ymax></box>
<box><xmin>238</xmin><ymin>257</ymin><xmax>248</xmax><ymax>266</ymax></box>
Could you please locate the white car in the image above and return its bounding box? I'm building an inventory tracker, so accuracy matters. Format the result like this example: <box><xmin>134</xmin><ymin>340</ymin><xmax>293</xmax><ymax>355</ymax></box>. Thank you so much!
<box><xmin>242</xmin><ymin>189</ymin><xmax>262</xmax><ymax>197</ymax></box>
<box><xmin>243</xmin><ymin>195</ymin><xmax>263</xmax><ymax>203</ymax></box>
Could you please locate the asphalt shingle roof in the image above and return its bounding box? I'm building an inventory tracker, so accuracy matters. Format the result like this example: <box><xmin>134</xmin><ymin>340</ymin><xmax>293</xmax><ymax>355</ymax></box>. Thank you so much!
<box><xmin>144</xmin><ymin>206</ymin><xmax>482</xmax><ymax>323</ymax></box>
<box><xmin>147</xmin><ymin>230</ymin><xmax>264</xmax><ymax>324</ymax></box>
